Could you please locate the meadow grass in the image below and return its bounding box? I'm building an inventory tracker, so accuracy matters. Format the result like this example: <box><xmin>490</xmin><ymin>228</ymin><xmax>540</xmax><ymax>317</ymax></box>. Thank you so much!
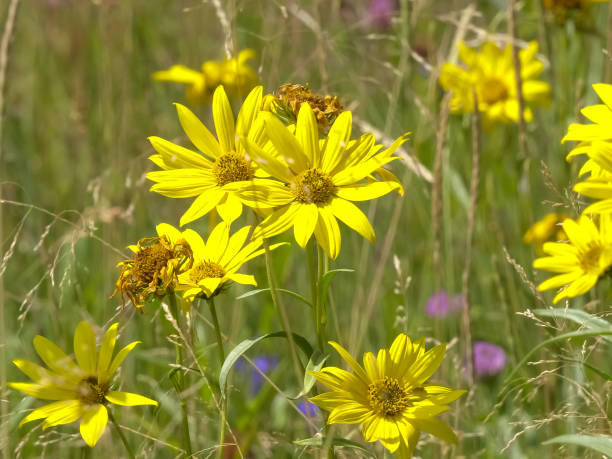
<box><xmin>1</xmin><ymin>0</ymin><xmax>611</xmax><ymax>457</ymax></box>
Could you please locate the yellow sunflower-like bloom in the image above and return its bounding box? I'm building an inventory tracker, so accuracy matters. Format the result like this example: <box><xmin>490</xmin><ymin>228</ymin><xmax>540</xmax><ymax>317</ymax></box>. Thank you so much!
<box><xmin>153</xmin><ymin>49</ymin><xmax>258</xmax><ymax>105</ymax></box>
<box><xmin>112</xmin><ymin>223</ymin><xmax>193</xmax><ymax>310</ymax></box>
<box><xmin>176</xmin><ymin>222</ymin><xmax>284</xmax><ymax>310</ymax></box>
<box><xmin>309</xmin><ymin>335</ymin><xmax>465</xmax><ymax>458</ymax></box>
<box><xmin>231</xmin><ymin>103</ymin><xmax>407</xmax><ymax>259</ymax></box>
<box><xmin>564</xmin><ymin>84</ymin><xmax>612</xmax><ymax>210</ymax></box>
<box><xmin>439</xmin><ymin>41</ymin><xmax>550</xmax><ymax>126</ymax></box>
<box><xmin>147</xmin><ymin>85</ymin><xmax>273</xmax><ymax>225</ymax></box>
<box><xmin>9</xmin><ymin>322</ymin><xmax>157</xmax><ymax>447</ymax></box>
<box><xmin>523</xmin><ymin>213</ymin><xmax>568</xmax><ymax>253</ymax></box>
<box><xmin>533</xmin><ymin>214</ymin><xmax>612</xmax><ymax>303</ymax></box>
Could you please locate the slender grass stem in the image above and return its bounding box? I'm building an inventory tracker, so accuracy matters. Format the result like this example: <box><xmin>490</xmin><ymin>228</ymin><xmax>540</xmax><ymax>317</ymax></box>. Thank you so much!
<box><xmin>262</xmin><ymin>238</ymin><xmax>304</xmax><ymax>379</ymax></box>
<box><xmin>168</xmin><ymin>294</ymin><xmax>193</xmax><ymax>458</ymax></box>
<box><xmin>108</xmin><ymin>409</ymin><xmax>136</xmax><ymax>459</ymax></box>
<box><xmin>315</xmin><ymin>245</ymin><xmax>328</xmax><ymax>351</ymax></box>
<box><xmin>206</xmin><ymin>297</ymin><xmax>227</xmax><ymax>459</ymax></box>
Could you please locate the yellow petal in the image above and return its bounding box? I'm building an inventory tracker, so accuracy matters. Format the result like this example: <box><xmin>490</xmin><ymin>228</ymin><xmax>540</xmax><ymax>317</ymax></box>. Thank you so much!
<box><xmin>180</xmin><ymin>188</ymin><xmax>225</xmax><ymax>226</ymax></box>
<box><xmin>329</xmin><ymin>198</ymin><xmax>375</xmax><ymax>243</ymax></box>
<box><xmin>12</xmin><ymin>358</ymin><xmax>55</xmax><ymax>383</ymax></box>
<box><xmin>409</xmin><ymin>343</ymin><xmax>446</xmax><ymax>384</ymax></box>
<box><xmin>236</xmin><ymin>86</ymin><xmax>263</xmax><ymax>138</ymax></box>
<box><xmin>327</xmin><ymin>403</ymin><xmax>371</xmax><ymax>424</ymax></box>
<box><xmin>80</xmin><ymin>404</ymin><xmax>108</xmax><ymax>447</ymax></box>
<box><xmin>33</xmin><ymin>335</ymin><xmax>80</xmax><ymax>377</ymax></box>
<box><xmin>216</xmin><ymin>192</ymin><xmax>243</xmax><ymax>223</ymax></box>
<box><xmin>593</xmin><ymin>83</ymin><xmax>612</xmax><ymax>110</ymax></box>
<box><xmin>175</xmin><ymin>103</ymin><xmax>223</xmax><ymax>159</ymax></box>
<box><xmin>295</xmin><ymin>103</ymin><xmax>320</xmax><ymax>166</ymax></box>
<box><xmin>264</xmin><ymin>115</ymin><xmax>310</xmax><ymax>172</ymax></box>
<box><xmin>8</xmin><ymin>382</ymin><xmax>75</xmax><ymax>401</ymax></box>
<box><xmin>152</xmin><ymin>65</ymin><xmax>202</xmax><ymax>84</ymax></box>
<box><xmin>74</xmin><ymin>322</ymin><xmax>97</xmax><ymax>375</ymax></box>
<box><xmin>537</xmin><ymin>270</ymin><xmax>583</xmax><ymax>291</ymax></box>
<box><xmin>212</xmin><ymin>85</ymin><xmax>236</xmax><ymax>153</ymax></box>
<box><xmin>219</xmin><ymin>225</ymin><xmax>252</xmax><ymax>266</ymax></box>
<box><xmin>412</xmin><ymin>417</ymin><xmax>459</xmax><ymax>444</ymax></box>
<box><xmin>314</xmin><ymin>205</ymin><xmax>341</xmax><ymax>259</ymax></box>
<box><xmin>252</xmin><ymin>203</ymin><xmax>301</xmax><ymax>240</ymax></box>
<box><xmin>328</xmin><ymin>341</ymin><xmax>369</xmax><ymax>383</ymax></box>
<box><xmin>97</xmin><ymin>323</ymin><xmax>118</xmax><ymax>384</ymax></box>
<box><xmin>107</xmin><ymin>341</ymin><xmax>140</xmax><ymax>380</ymax></box>
<box><xmin>105</xmin><ymin>391</ymin><xmax>158</xmax><ymax>406</ymax></box>
<box><xmin>226</xmin><ymin>273</ymin><xmax>257</xmax><ymax>286</ymax></box>
<box><xmin>41</xmin><ymin>400</ymin><xmax>83</xmax><ymax>429</ymax></box>
<box><xmin>293</xmin><ymin>204</ymin><xmax>319</xmax><ymax>248</ymax></box>
<box><xmin>321</xmin><ymin>111</ymin><xmax>353</xmax><ymax>173</ymax></box>
<box><xmin>19</xmin><ymin>400</ymin><xmax>82</xmax><ymax>428</ymax></box>
<box><xmin>148</xmin><ymin>135</ymin><xmax>214</xmax><ymax>168</ymax></box>
<box><xmin>206</xmin><ymin>222</ymin><xmax>230</xmax><ymax>262</ymax></box>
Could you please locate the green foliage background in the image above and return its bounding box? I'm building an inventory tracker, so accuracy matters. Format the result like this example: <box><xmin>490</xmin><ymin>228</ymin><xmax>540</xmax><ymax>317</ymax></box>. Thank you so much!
<box><xmin>1</xmin><ymin>0</ymin><xmax>611</xmax><ymax>457</ymax></box>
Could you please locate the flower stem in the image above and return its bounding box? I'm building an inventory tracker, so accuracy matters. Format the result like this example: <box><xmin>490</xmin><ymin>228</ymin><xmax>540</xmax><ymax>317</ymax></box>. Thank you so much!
<box><xmin>108</xmin><ymin>409</ymin><xmax>136</xmax><ymax>459</ymax></box>
<box><xmin>262</xmin><ymin>238</ymin><xmax>304</xmax><ymax>380</ymax></box>
<box><xmin>206</xmin><ymin>297</ymin><xmax>226</xmax><ymax>459</ymax></box>
<box><xmin>315</xmin><ymin>245</ymin><xmax>328</xmax><ymax>351</ymax></box>
<box><xmin>168</xmin><ymin>294</ymin><xmax>193</xmax><ymax>458</ymax></box>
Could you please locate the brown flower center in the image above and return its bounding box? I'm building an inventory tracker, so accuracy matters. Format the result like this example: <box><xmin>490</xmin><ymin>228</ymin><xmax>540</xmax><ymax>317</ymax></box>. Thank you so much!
<box><xmin>78</xmin><ymin>376</ymin><xmax>108</xmax><ymax>405</ymax></box>
<box><xmin>481</xmin><ymin>78</ymin><xmax>508</xmax><ymax>105</ymax></box>
<box><xmin>212</xmin><ymin>151</ymin><xmax>254</xmax><ymax>187</ymax></box>
<box><xmin>132</xmin><ymin>241</ymin><xmax>174</xmax><ymax>284</ymax></box>
<box><xmin>580</xmin><ymin>242</ymin><xmax>604</xmax><ymax>273</ymax></box>
<box><xmin>189</xmin><ymin>261</ymin><xmax>226</xmax><ymax>283</ymax></box>
<box><xmin>368</xmin><ymin>377</ymin><xmax>410</xmax><ymax>417</ymax></box>
<box><xmin>291</xmin><ymin>168</ymin><xmax>336</xmax><ymax>206</ymax></box>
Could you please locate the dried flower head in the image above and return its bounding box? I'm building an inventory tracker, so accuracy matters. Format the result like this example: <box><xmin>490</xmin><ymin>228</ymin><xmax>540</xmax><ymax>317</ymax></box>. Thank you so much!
<box><xmin>112</xmin><ymin>224</ymin><xmax>193</xmax><ymax>310</ymax></box>
<box><xmin>265</xmin><ymin>83</ymin><xmax>343</xmax><ymax>132</ymax></box>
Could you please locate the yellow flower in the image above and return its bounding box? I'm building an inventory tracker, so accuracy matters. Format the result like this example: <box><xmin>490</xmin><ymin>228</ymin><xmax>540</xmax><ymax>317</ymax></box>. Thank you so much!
<box><xmin>176</xmin><ymin>222</ymin><xmax>284</xmax><ymax>310</ymax></box>
<box><xmin>8</xmin><ymin>322</ymin><xmax>157</xmax><ymax>447</ymax></box>
<box><xmin>112</xmin><ymin>223</ymin><xmax>193</xmax><ymax>310</ymax></box>
<box><xmin>533</xmin><ymin>214</ymin><xmax>612</xmax><ymax>303</ymax></box>
<box><xmin>439</xmin><ymin>41</ymin><xmax>550</xmax><ymax>126</ymax></box>
<box><xmin>152</xmin><ymin>49</ymin><xmax>258</xmax><ymax>105</ymax></box>
<box><xmin>309</xmin><ymin>335</ymin><xmax>465</xmax><ymax>458</ymax></box>
<box><xmin>147</xmin><ymin>85</ymin><xmax>274</xmax><ymax>225</ymax></box>
<box><xmin>523</xmin><ymin>213</ymin><xmax>568</xmax><ymax>252</ymax></box>
<box><xmin>564</xmin><ymin>84</ymin><xmax>612</xmax><ymax>210</ymax></box>
<box><xmin>232</xmin><ymin>103</ymin><xmax>407</xmax><ymax>259</ymax></box>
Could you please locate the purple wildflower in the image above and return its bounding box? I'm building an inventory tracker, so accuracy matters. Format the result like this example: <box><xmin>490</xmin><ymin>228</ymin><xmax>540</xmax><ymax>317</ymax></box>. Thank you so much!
<box><xmin>473</xmin><ymin>341</ymin><xmax>506</xmax><ymax>377</ymax></box>
<box><xmin>367</xmin><ymin>0</ymin><xmax>397</xmax><ymax>29</ymax></box>
<box><xmin>236</xmin><ymin>355</ymin><xmax>279</xmax><ymax>395</ymax></box>
<box><xmin>298</xmin><ymin>401</ymin><xmax>319</xmax><ymax>417</ymax></box>
<box><xmin>426</xmin><ymin>291</ymin><xmax>463</xmax><ymax>317</ymax></box>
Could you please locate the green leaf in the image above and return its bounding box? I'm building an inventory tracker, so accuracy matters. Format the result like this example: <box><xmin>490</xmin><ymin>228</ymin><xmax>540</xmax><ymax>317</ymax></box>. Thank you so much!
<box><xmin>505</xmin><ymin>329</ymin><xmax>612</xmax><ymax>383</ymax></box>
<box><xmin>533</xmin><ymin>308</ymin><xmax>612</xmax><ymax>344</ymax></box>
<box><xmin>290</xmin><ymin>350</ymin><xmax>328</xmax><ymax>399</ymax></box>
<box><xmin>319</xmin><ymin>269</ymin><xmax>354</xmax><ymax>301</ymax></box>
<box><xmin>236</xmin><ymin>288</ymin><xmax>313</xmax><ymax>308</ymax></box>
<box><xmin>219</xmin><ymin>332</ymin><xmax>313</xmax><ymax>399</ymax></box>
<box><xmin>543</xmin><ymin>434</ymin><xmax>612</xmax><ymax>456</ymax></box>
<box><xmin>294</xmin><ymin>436</ymin><xmax>376</xmax><ymax>458</ymax></box>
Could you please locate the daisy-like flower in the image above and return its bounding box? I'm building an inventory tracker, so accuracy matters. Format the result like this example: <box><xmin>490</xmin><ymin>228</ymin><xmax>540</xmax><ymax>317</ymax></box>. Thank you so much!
<box><xmin>153</xmin><ymin>49</ymin><xmax>258</xmax><ymax>106</ymax></box>
<box><xmin>232</xmin><ymin>103</ymin><xmax>407</xmax><ymax>259</ymax></box>
<box><xmin>176</xmin><ymin>222</ymin><xmax>284</xmax><ymax>310</ymax></box>
<box><xmin>533</xmin><ymin>214</ymin><xmax>612</xmax><ymax>303</ymax></box>
<box><xmin>564</xmin><ymin>84</ymin><xmax>612</xmax><ymax>211</ymax></box>
<box><xmin>112</xmin><ymin>223</ymin><xmax>193</xmax><ymax>310</ymax></box>
<box><xmin>439</xmin><ymin>41</ymin><xmax>550</xmax><ymax>126</ymax></box>
<box><xmin>309</xmin><ymin>335</ymin><xmax>465</xmax><ymax>458</ymax></box>
<box><xmin>147</xmin><ymin>85</ymin><xmax>274</xmax><ymax>225</ymax></box>
<box><xmin>9</xmin><ymin>322</ymin><xmax>157</xmax><ymax>447</ymax></box>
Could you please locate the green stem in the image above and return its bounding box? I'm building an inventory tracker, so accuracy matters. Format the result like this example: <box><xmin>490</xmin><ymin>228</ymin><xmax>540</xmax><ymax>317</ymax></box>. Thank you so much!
<box><xmin>206</xmin><ymin>297</ymin><xmax>226</xmax><ymax>459</ymax></box>
<box><xmin>262</xmin><ymin>238</ymin><xmax>304</xmax><ymax>380</ymax></box>
<box><xmin>315</xmin><ymin>245</ymin><xmax>328</xmax><ymax>351</ymax></box>
<box><xmin>108</xmin><ymin>409</ymin><xmax>136</xmax><ymax>459</ymax></box>
<box><xmin>168</xmin><ymin>294</ymin><xmax>193</xmax><ymax>458</ymax></box>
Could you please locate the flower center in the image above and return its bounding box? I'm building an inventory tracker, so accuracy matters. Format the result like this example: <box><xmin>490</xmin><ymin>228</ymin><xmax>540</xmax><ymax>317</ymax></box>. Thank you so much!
<box><xmin>291</xmin><ymin>168</ymin><xmax>336</xmax><ymax>206</ymax></box>
<box><xmin>481</xmin><ymin>78</ymin><xmax>508</xmax><ymax>105</ymax></box>
<box><xmin>580</xmin><ymin>242</ymin><xmax>604</xmax><ymax>273</ymax></box>
<box><xmin>212</xmin><ymin>151</ymin><xmax>255</xmax><ymax>187</ymax></box>
<box><xmin>132</xmin><ymin>239</ymin><xmax>174</xmax><ymax>284</ymax></box>
<box><xmin>367</xmin><ymin>377</ymin><xmax>410</xmax><ymax>417</ymax></box>
<box><xmin>78</xmin><ymin>376</ymin><xmax>108</xmax><ymax>405</ymax></box>
<box><xmin>189</xmin><ymin>260</ymin><xmax>226</xmax><ymax>283</ymax></box>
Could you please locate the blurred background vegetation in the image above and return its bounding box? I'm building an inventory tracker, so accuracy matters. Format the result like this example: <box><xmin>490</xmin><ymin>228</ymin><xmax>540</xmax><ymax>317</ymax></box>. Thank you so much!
<box><xmin>1</xmin><ymin>0</ymin><xmax>611</xmax><ymax>457</ymax></box>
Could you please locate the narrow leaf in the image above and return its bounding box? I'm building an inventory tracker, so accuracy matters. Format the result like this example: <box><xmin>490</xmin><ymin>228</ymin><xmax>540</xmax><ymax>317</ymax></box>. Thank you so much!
<box><xmin>295</xmin><ymin>436</ymin><xmax>376</xmax><ymax>458</ymax></box>
<box><xmin>543</xmin><ymin>434</ymin><xmax>612</xmax><ymax>457</ymax></box>
<box><xmin>533</xmin><ymin>308</ymin><xmax>612</xmax><ymax>344</ymax></box>
<box><xmin>237</xmin><ymin>288</ymin><xmax>313</xmax><ymax>308</ymax></box>
<box><xmin>290</xmin><ymin>350</ymin><xmax>328</xmax><ymax>399</ymax></box>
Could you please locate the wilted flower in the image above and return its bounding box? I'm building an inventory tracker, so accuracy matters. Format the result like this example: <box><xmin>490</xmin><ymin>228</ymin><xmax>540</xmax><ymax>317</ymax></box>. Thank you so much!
<box><xmin>543</xmin><ymin>0</ymin><xmax>610</xmax><ymax>23</ymax></box>
<box><xmin>112</xmin><ymin>223</ymin><xmax>193</xmax><ymax>310</ymax></box>
<box><xmin>473</xmin><ymin>341</ymin><xmax>506</xmax><ymax>378</ymax></box>
<box><xmin>425</xmin><ymin>291</ymin><xmax>463</xmax><ymax>317</ymax></box>
<box><xmin>264</xmin><ymin>83</ymin><xmax>343</xmax><ymax>132</ymax></box>
<box><xmin>9</xmin><ymin>322</ymin><xmax>157</xmax><ymax>447</ymax></box>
